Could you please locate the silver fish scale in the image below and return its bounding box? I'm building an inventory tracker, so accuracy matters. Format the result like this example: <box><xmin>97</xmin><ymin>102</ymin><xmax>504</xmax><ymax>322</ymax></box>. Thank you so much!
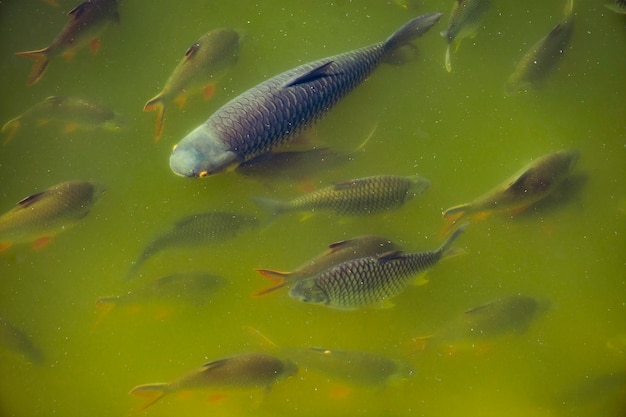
<box><xmin>318</xmin><ymin>250</ymin><xmax>443</xmax><ymax>308</ymax></box>
<box><xmin>288</xmin><ymin>175</ymin><xmax>414</xmax><ymax>215</ymax></box>
<box><xmin>205</xmin><ymin>44</ymin><xmax>386</xmax><ymax>161</ymax></box>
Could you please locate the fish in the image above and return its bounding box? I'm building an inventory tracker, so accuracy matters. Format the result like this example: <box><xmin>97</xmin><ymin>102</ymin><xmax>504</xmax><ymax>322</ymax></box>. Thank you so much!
<box><xmin>169</xmin><ymin>12</ymin><xmax>442</xmax><ymax>178</ymax></box>
<box><xmin>505</xmin><ymin>0</ymin><xmax>574</xmax><ymax>95</ymax></box>
<box><xmin>288</xmin><ymin>223</ymin><xmax>466</xmax><ymax>310</ymax></box>
<box><xmin>0</xmin><ymin>317</ymin><xmax>44</xmax><ymax>364</ymax></box>
<box><xmin>96</xmin><ymin>271</ymin><xmax>225</xmax><ymax>316</ymax></box>
<box><xmin>144</xmin><ymin>28</ymin><xmax>241</xmax><ymax>142</ymax></box>
<box><xmin>127</xmin><ymin>211</ymin><xmax>258</xmax><ymax>278</ymax></box>
<box><xmin>15</xmin><ymin>0</ymin><xmax>120</xmax><ymax>86</ymax></box>
<box><xmin>605</xmin><ymin>0</ymin><xmax>626</xmax><ymax>14</ymax></box>
<box><xmin>441</xmin><ymin>0</ymin><xmax>490</xmax><ymax>72</ymax></box>
<box><xmin>1</xmin><ymin>96</ymin><xmax>125</xmax><ymax>144</ymax></box>
<box><xmin>252</xmin><ymin>174</ymin><xmax>430</xmax><ymax>217</ymax></box>
<box><xmin>129</xmin><ymin>353</ymin><xmax>297</xmax><ymax>410</ymax></box>
<box><xmin>442</xmin><ymin>149</ymin><xmax>579</xmax><ymax>234</ymax></box>
<box><xmin>0</xmin><ymin>180</ymin><xmax>104</xmax><ymax>251</ymax></box>
<box><xmin>288</xmin><ymin>347</ymin><xmax>413</xmax><ymax>386</ymax></box>
<box><xmin>254</xmin><ymin>235</ymin><xmax>402</xmax><ymax>296</ymax></box>
<box><xmin>412</xmin><ymin>294</ymin><xmax>545</xmax><ymax>352</ymax></box>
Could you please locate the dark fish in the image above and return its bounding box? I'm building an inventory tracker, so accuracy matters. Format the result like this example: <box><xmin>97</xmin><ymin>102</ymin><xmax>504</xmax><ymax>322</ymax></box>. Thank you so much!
<box><xmin>254</xmin><ymin>235</ymin><xmax>402</xmax><ymax>296</ymax></box>
<box><xmin>2</xmin><ymin>96</ymin><xmax>125</xmax><ymax>144</ymax></box>
<box><xmin>441</xmin><ymin>0</ymin><xmax>490</xmax><ymax>72</ymax></box>
<box><xmin>555</xmin><ymin>371</ymin><xmax>626</xmax><ymax>416</ymax></box>
<box><xmin>289</xmin><ymin>347</ymin><xmax>413</xmax><ymax>386</ymax></box>
<box><xmin>144</xmin><ymin>28</ymin><xmax>240</xmax><ymax>142</ymax></box>
<box><xmin>129</xmin><ymin>353</ymin><xmax>297</xmax><ymax>410</ymax></box>
<box><xmin>252</xmin><ymin>174</ymin><xmax>429</xmax><ymax>217</ymax></box>
<box><xmin>16</xmin><ymin>0</ymin><xmax>120</xmax><ymax>86</ymax></box>
<box><xmin>289</xmin><ymin>224</ymin><xmax>466</xmax><ymax>310</ymax></box>
<box><xmin>127</xmin><ymin>211</ymin><xmax>258</xmax><ymax>278</ymax></box>
<box><xmin>97</xmin><ymin>271</ymin><xmax>225</xmax><ymax>313</ymax></box>
<box><xmin>506</xmin><ymin>0</ymin><xmax>574</xmax><ymax>95</ymax></box>
<box><xmin>442</xmin><ymin>149</ymin><xmax>579</xmax><ymax>234</ymax></box>
<box><xmin>0</xmin><ymin>180</ymin><xmax>104</xmax><ymax>251</ymax></box>
<box><xmin>0</xmin><ymin>317</ymin><xmax>44</xmax><ymax>364</ymax></box>
<box><xmin>169</xmin><ymin>13</ymin><xmax>442</xmax><ymax>178</ymax></box>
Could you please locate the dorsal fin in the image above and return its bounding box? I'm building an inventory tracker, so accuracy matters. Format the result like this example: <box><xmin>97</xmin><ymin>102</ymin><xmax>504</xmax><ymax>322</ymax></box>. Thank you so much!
<box><xmin>68</xmin><ymin>2</ymin><xmax>87</xmax><ymax>17</ymax></box>
<box><xmin>16</xmin><ymin>191</ymin><xmax>46</xmax><ymax>208</ymax></box>
<box><xmin>283</xmin><ymin>61</ymin><xmax>336</xmax><ymax>88</ymax></box>
<box><xmin>184</xmin><ymin>43</ymin><xmax>200</xmax><ymax>60</ymax></box>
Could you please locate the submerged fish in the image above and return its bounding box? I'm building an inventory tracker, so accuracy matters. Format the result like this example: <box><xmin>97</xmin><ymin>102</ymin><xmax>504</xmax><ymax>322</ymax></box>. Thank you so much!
<box><xmin>254</xmin><ymin>235</ymin><xmax>402</xmax><ymax>296</ymax></box>
<box><xmin>506</xmin><ymin>0</ymin><xmax>574</xmax><ymax>95</ymax></box>
<box><xmin>169</xmin><ymin>13</ymin><xmax>442</xmax><ymax>178</ymax></box>
<box><xmin>0</xmin><ymin>180</ymin><xmax>104</xmax><ymax>251</ymax></box>
<box><xmin>252</xmin><ymin>174</ymin><xmax>429</xmax><ymax>217</ymax></box>
<box><xmin>2</xmin><ymin>96</ymin><xmax>124</xmax><ymax>144</ymax></box>
<box><xmin>130</xmin><ymin>353</ymin><xmax>297</xmax><ymax>410</ymax></box>
<box><xmin>144</xmin><ymin>28</ymin><xmax>240</xmax><ymax>142</ymax></box>
<box><xmin>605</xmin><ymin>0</ymin><xmax>626</xmax><ymax>14</ymax></box>
<box><xmin>289</xmin><ymin>224</ymin><xmax>466</xmax><ymax>310</ymax></box>
<box><xmin>97</xmin><ymin>271</ymin><xmax>225</xmax><ymax>311</ymax></box>
<box><xmin>128</xmin><ymin>211</ymin><xmax>258</xmax><ymax>278</ymax></box>
<box><xmin>16</xmin><ymin>0</ymin><xmax>120</xmax><ymax>86</ymax></box>
<box><xmin>441</xmin><ymin>0</ymin><xmax>490</xmax><ymax>72</ymax></box>
<box><xmin>413</xmin><ymin>294</ymin><xmax>545</xmax><ymax>352</ymax></box>
<box><xmin>442</xmin><ymin>149</ymin><xmax>579</xmax><ymax>233</ymax></box>
<box><xmin>0</xmin><ymin>317</ymin><xmax>44</xmax><ymax>364</ymax></box>
<box><xmin>289</xmin><ymin>347</ymin><xmax>413</xmax><ymax>386</ymax></box>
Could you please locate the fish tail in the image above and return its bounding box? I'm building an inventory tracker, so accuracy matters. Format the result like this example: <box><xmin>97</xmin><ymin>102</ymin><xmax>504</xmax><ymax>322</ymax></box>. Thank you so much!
<box><xmin>251</xmin><ymin>196</ymin><xmax>290</xmax><ymax>216</ymax></box>
<box><xmin>440</xmin><ymin>204</ymin><xmax>469</xmax><ymax>237</ymax></box>
<box><xmin>252</xmin><ymin>269</ymin><xmax>290</xmax><ymax>296</ymax></box>
<box><xmin>15</xmin><ymin>49</ymin><xmax>50</xmax><ymax>86</ymax></box>
<box><xmin>129</xmin><ymin>383</ymin><xmax>169</xmax><ymax>410</ymax></box>
<box><xmin>384</xmin><ymin>12</ymin><xmax>443</xmax><ymax>53</ymax></box>
<box><xmin>2</xmin><ymin>117</ymin><xmax>22</xmax><ymax>144</ymax></box>
<box><xmin>444</xmin><ymin>45</ymin><xmax>452</xmax><ymax>72</ymax></box>
<box><xmin>564</xmin><ymin>0</ymin><xmax>574</xmax><ymax>17</ymax></box>
<box><xmin>438</xmin><ymin>222</ymin><xmax>467</xmax><ymax>258</ymax></box>
<box><xmin>144</xmin><ymin>95</ymin><xmax>166</xmax><ymax>143</ymax></box>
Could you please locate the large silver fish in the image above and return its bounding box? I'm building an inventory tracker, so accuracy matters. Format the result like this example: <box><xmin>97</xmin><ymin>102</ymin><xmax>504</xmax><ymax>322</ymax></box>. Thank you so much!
<box><xmin>169</xmin><ymin>13</ymin><xmax>442</xmax><ymax>178</ymax></box>
<box><xmin>289</xmin><ymin>224</ymin><xmax>466</xmax><ymax>310</ymax></box>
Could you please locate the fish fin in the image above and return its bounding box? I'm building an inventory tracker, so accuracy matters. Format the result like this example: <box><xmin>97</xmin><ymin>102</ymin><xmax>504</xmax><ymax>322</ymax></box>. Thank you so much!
<box><xmin>251</xmin><ymin>196</ymin><xmax>289</xmax><ymax>216</ymax></box>
<box><xmin>89</xmin><ymin>38</ymin><xmax>101</xmax><ymax>55</ymax></box>
<box><xmin>441</xmin><ymin>204</ymin><xmax>469</xmax><ymax>237</ymax></box>
<box><xmin>32</xmin><ymin>236</ymin><xmax>52</xmax><ymax>249</ymax></box>
<box><xmin>144</xmin><ymin>95</ymin><xmax>166</xmax><ymax>142</ymax></box>
<box><xmin>62</xmin><ymin>49</ymin><xmax>75</xmax><ymax>61</ymax></box>
<box><xmin>203</xmin><ymin>84</ymin><xmax>216</xmax><ymax>100</ymax></box>
<box><xmin>408</xmin><ymin>334</ymin><xmax>434</xmax><ymax>353</ymax></box>
<box><xmin>253</xmin><ymin>269</ymin><xmax>289</xmax><ymax>296</ymax></box>
<box><xmin>93</xmin><ymin>297</ymin><xmax>117</xmax><ymax>328</ymax></box>
<box><xmin>329</xmin><ymin>385</ymin><xmax>352</xmax><ymax>399</ymax></box>
<box><xmin>15</xmin><ymin>49</ymin><xmax>50</xmax><ymax>86</ymax></box>
<box><xmin>252</xmin><ymin>281</ymin><xmax>287</xmax><ymax>297</ymax></box>
<box><xmin>68</xmin><ymin>2</ymin><xmax>87</xmax><ymax>16</ymax></box>
<box><xmin>438</xmin><ymin>222</ymin><xmax>467</xmax><ymax>257</ymax></box>
<box><xmin>0</xmin><ymin>242</ymin><xmax>12</xmax><ymax>252</ymax></box>
<box><xmin>283</xmin><ymin>61</ymin><xmax>337</xmax><ymax>88</ymax></box>
<box><xmin>564</xmin><ymin>0</ymin><xmax>574</xmax><ymax>17</ymax></box>
<box><xmin>183</xmin><ymin>42</ymin><xmax>201</xmax><ymax>60</ymax></box>
<box><xmin>298</xmin><ymin>212</ymin><xmax>315</xmax><ymax>222</ymax></box>
<box><xmin>129</xmin><ymin>383</ymin><xmax>169</xmax><ymax>411</ymax></box>
<box><xmin>16</xmin><ymin>191</ymin><xmax>47</xmax><ymax>208</ymax></box>
<box><xmin>411</xmin><ymin>272</ymin><xmax>429</xmax><ymax>286</ymax></box>
<box><xmin>36</xmin><ymin>119</ymin><xmax>50</xmax><ymax>127</ymax></box>
<box><xmin>385</xmin><ymin>13</ymin><xmax>442</xmax><ymax>52</ymax></box>
<box><xmin>62</xmin><ymin>122</ymin><xmax>79</xmax><ymax>133</ymax></box>
<box><xmin>373</xmin><ymin>299</ymin><xmax>396</xmax><ymax>309</ymax></box>
<box><xmin>296</xmin><ymin>179</ymin><xmax>316</xmax><ymax>194</ymax></box>
<box><xmin>444</xmin><ymin>45</ymin><xmax>452</xmax><ymax>73</ymax></box>
<box><xmin>208</xmin><ymin>392</ymin><xmax>229</xmax><ymax>403</ymax></box>
<box><xmin>506</xmin><ymin>204</ymin><xmax>532</xmax><ymax>217</ymax></box>
<box><xmin>2</xmin><ymin>117</ymin><xmax>22</xmax><ymax>145</ymax></box>
<box><xmin>174</xmin><ymin>95</ymin><xmax>187</xmax><ymax>109</ymax></box>
<box><xmin>440</xmin><ymin>247</ymin><xmax>466</xmax><ymax>261</ymax></box>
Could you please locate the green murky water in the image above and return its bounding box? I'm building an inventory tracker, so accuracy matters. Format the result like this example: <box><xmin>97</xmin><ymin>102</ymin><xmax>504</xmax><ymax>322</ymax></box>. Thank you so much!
<box><xmin>0</xmin><ymin>1</ymin><xmax>624</xmax><ymax>416</ymax></box>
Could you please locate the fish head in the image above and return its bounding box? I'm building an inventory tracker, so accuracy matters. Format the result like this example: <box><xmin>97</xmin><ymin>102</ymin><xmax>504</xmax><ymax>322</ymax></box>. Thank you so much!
<box><xmin>288</xmin><ymin>279</ymin><xmax>329</xmax><ymax>305</ymax></box>
<box><xmin>407</xmin><ymin>175</ymin><xmax>430</xmax><ymax>199</ymax></box>
<box><xmin>170</xmin><ymin>124</ymin><xmax>239</xmax><ymax>178</ymax></box>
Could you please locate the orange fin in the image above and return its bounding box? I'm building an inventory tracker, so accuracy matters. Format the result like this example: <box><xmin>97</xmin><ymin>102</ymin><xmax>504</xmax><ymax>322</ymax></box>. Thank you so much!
<box><xmin>93</xmin><ymin>297</ymin><xmax>117</xmax><ymax>328</ymax></box>
<box><xmin>144</xmin><ymin>95</ymin><xmax>165</xmax><ymax>142</ymax></box>
<box><xmin>174</xmin><ymin>95</ymin><xmax>187</xmax><ymax>109</ymax></box>
<box><xmin>203</xmin><ymin>84</ymin><xmax>216</xmax><ymax>100</ymax></box>
<box><xmin>252</xmin><ymin>269</ymin><xmax>289</xmax><ymax>296</ymax></box>
<box><xmin>2</xmin><ymin>117</ymin><xmax>22</xmax><ymax>145</ymax></box>
<box><xmin>0</xmin><ymin>242</ymin><xmax>12</xmax><ymax>252</ymax></box>
<box><xmin>329</xmin><ymin>385</ymin><xmax>352</xmax><ymax>399</ymax></box>
<box><xmin>208</xmin><ymin>392</ymin><xmax>228</xmax><ymax>403</ymax></box>
<box><xmin>32</xmin><ymin>236</ymin><xmax>52</xmax><ymax>249</ymax></box>
<box><xmin>129</xmin><ymin>383</ymin><xmax>169</xmax><ymax>411</ymax></box>
<box><xmin>440</xmin><ymin>205</ymin><xmax>468</xmax><ymax>238</ymax></box>
<box><xmin>62</xmin><ymin>49</ymin><xmax>75</xmax><ymax>61</ymax></box>
<box><xmin>62</xmin><ymin>122</ymin><xmax>79</xmax><ymax>133</ymax></box>
<box><xmin>89</xmin><ymin>38</ymin><xmax>100</xmax><ymax>55</ymax></box>
<box><xmin>15</xmin><ymin>49</ymin><xmax>50</xmax><ymax>86</ymax></box>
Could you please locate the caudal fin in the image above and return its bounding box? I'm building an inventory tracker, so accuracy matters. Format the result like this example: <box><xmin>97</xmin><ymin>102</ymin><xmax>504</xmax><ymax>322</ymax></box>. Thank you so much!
<box><xmin>2</xmin><ymin>117</ymin><xmax>22</xmax><ymax>144</ymax></box>
<box><xmin>129</xmin><ymin>383</ymin><xmax>169</xmax><ymax>410</ymax></box>
<box><xmin>440</xmin><ymin>204</ymin><xmax>469</xmax><ymax>237</ymax></box>
<box><xmin>144</xmin><ymin>95</ymin><xmax>166</xmax><ymax>143</ymax></box>
<box><xmin>252</xmin><ymin>269</ymin><xmax>291</xmax><ymax>296</ymax></box>
<box><xmin>438</xmin><ymin>222</ymin><xmax>467</xmax><ymax>258</ymax></box>
<box><xmin>15</xmin><ymin>49</ymin><xmax>50</xmax><ymax>86</ymax></box>
<box><xmin>385</xmin><ymin>12</ymin><xmax>443</xmax><ymax>52</ymax></box>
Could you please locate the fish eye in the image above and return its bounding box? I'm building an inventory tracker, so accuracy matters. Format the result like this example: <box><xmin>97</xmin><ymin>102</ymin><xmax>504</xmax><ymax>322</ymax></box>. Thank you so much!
<box><xmin>199</xmin><ymin>171</ymin><xmax>208</xmax><ymax>177</ymax></box>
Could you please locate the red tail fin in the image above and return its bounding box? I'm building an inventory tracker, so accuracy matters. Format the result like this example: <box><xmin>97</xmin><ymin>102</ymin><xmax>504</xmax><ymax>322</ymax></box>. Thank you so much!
<box><xmin>15</xmin><ymin>49</ymin><xmax>50</xmax><ymax>86</ymax></box>
<box><xmin>129</xmin><ymin>383</ymin><xmax>169</xmax><ymax>410</ymax></box>
<box><xmin>252</xmin><ymin>269</ymin><xmax>290</xmax><ymax>296</ymax></box>
<box><xmin>144</xmin><ymin>95</ymin><xmax>165</xmax><ymax>143</ymax></box>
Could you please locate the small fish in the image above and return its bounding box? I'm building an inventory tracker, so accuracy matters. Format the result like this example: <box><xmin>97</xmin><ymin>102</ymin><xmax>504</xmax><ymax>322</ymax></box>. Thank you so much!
<box><xmin>252</xmin><ymin>174</ymin><xmax>429</xmax><ymax>217</ymax></box>
<box><xmin>254</xmin><ymin>235</ymin><xmax>402</xmax><ymax>296</ymax></box>
<box><xmin>605</xmin><ymin>0</ymin><xmax>626</xmax><ymax>14</ymax></box>
<box><xmin>506</xmin><ymin>0</ymin><xmax>574</xmax><ymax>95</ymax></box>
<box><xmin>2</xmin><ymin>96</ymin><xmax>124</xmax><ymax>144</ymax></box>
<box><xmin>289</xmin><ymin>223</ymin><xmax>466</xmax><ymax>310</ymax></box>
<box><xmin>129</xmin><ymin>353</ymin><xmax>297</xmax><ymax>410</ymax></box>
<box><xmin>0</xmin><ymin>180</ymin><xmax>104</xmax><ymax>251</ymax></box>
<box><xmin>442</xmin><ymin>149</ymin><xmax>579</xmax><ymax>233</ymax></box>
<box><xmin>0</xmin><ymin>317</ymin><xmax>44</xmax><ymax>364</ymax></box>
<box><xmin>15</xmin><ymin>0</ymin><xmax>120</xmax><ymax>86</ymax></box>
<box><xmin>441</xmin><ymin>0</ymin><xmax>490</xmax><ymax>72</ymax></box>
<box><xmin>144</xmin><ymin>28</ymin><xmax>240</xmax><ymax>142</ymax></box>
<box><xmin>289</xmin><ymin>347</ymin><xmax>413</xmax><ymax>386</ymax></box>
<box><xmin>128</xmin><ymin>211</ymin><xmax>258</xmax><ymax>278</ymax></box>
<box><xmin>97</xmin><ymin>271</ymin><xmax>225</xmax><ymax>315</ymax></box>
<box><xmin>413</xmin><ymin>294</ymin><xmax>545</xmax><ymax>352</ymax></box>
<box><xmin>169</xmin><ymin>13</ymin><xmax>442</xmax><ymax>177</ymax></box>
